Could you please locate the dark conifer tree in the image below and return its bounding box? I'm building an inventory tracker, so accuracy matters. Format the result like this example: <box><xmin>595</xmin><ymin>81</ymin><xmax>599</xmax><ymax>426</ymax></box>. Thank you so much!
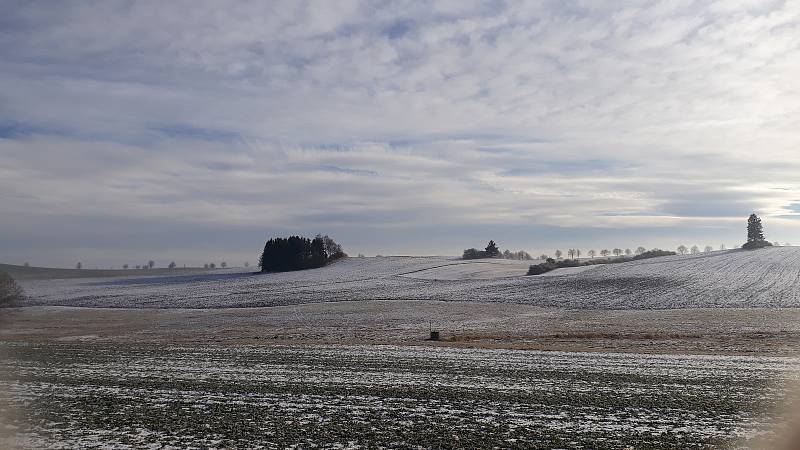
<box><xmin>747</xmin><ymin>213</ymin><xmax>764</xmax><ymax>242</ymax></box>
<box><xmin>485</xmin><ymin>240</ymin><xmax>500</xmax><ymax>258</ymax></box>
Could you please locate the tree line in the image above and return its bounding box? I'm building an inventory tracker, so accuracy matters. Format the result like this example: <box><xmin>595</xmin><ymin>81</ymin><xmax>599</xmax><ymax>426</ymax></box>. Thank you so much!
<box><xmin>70</xmin><ymin>261</ymin><xmax>248</xmax><ymax>270</ymax></box>
<box><xmin>527</xmin><ymin>249</ymin><xmax>676</xmax><ymax>276</ymax></box>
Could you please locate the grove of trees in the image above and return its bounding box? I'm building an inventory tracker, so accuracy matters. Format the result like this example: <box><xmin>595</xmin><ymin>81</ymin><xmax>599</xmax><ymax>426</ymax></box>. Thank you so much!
<box><xmin>259</xmin><ymin>235</ymin><xmax>346</xmax><ymax>272</ymax></box>
<box><xmin>462</xmin><ymin>240</ymin><xmax>515</xmax><ymax>259</ymax></box>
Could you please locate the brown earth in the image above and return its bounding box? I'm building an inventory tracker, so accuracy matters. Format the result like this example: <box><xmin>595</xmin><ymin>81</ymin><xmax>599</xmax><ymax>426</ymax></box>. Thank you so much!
<box><xmin>2</xmin><ymin>301</ymin><xmax>799</xmax><ymax>356</ymax></box>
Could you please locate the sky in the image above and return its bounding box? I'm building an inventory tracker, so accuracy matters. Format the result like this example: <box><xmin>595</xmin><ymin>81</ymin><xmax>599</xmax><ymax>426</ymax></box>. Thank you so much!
<box><xmin>1</xmin><ymin>0</ymin><xmax>799</xmax><ymax>268</ymax></box>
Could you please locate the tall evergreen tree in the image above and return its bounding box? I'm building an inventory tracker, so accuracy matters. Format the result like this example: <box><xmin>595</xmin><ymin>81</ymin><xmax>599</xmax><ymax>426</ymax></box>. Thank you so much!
<box><xmin>485</xmin><ymin>240</ymin><xmax>500</xmax><ymax>257</ymax></box>
<box><xmin>747</xmin><ymin>213</ymin><xmax>764</xmax><ymax>242</ymax></box>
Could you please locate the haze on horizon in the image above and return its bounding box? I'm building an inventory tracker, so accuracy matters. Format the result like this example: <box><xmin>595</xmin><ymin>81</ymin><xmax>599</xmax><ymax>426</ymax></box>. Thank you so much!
<box><xmin>1</xmin><ymin>0</ymin><xmax>799</xmax><ymax>268</ymax></box>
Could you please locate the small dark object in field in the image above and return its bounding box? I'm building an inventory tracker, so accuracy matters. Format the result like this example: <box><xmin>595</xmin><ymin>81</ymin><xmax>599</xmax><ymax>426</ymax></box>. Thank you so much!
<box><xmin>429</xmin><ymin>331</ymin><xmax>440</xmax><ymax>341</ymax></box>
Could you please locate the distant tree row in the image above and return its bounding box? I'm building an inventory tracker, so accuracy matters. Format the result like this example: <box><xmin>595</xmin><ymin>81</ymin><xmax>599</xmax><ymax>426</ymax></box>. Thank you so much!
<box><xmin>259</xmin><ymin>235</ymin><xmax>346</xmax><ymax>272</ymax></box>
<box><xmin>501</xmin><ymin>249</ymin><xmax>533</xmax><ymax>261</ymax></box>
<box><xmin>113</xmin><ymin>261</ymin><xmax>242</xmax><ymax>270</ymax></box>
<box><xmin>676</xmin><ymin>245</ymin><xmax>717</xmax><ymax>255</ymax></box>
<box><xmin>527</xmin><ymin>249</ymin><xmax>676</xmax><ymax>276</ymax></box>
<box><xmin>546</xmin><ymin>247</ymin><xmax>647</xmax><ymax>260</ymax></box>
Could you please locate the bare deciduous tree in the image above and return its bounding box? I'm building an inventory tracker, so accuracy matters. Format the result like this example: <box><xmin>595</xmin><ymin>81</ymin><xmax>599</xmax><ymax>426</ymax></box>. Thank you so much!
<box><xmin>221</xmin><ymin>262</ymin><xmax>227</xmax><ymax>268</ymax></box>
<box><xmin>600</xmin><ymin>249</ymin><xmax>610</xmax><ymax>257</ymax></box>
<box><xmin>168</xmin><ymin>262</ymin><xmax>176</xmax><ymax>269</ymax></box>
<box><xmin>704</xmin><ymin>246</ymin><xmax>713</xmax><ymax>253</ymax></box>
<box><xmin>555</xmin><ymin>249</ymin><xmax>563</xmax><ymax>259</ymax></box>
<box><xmin>635</xmin><ymin>246</ymin><xmax>646</xmax><ymax>255</ymax></box>
<box><xmin>624</xmin><ymin>248</ymin><xmax>632</xmax><ymax>256</ymax></box>
<box><xmin>148</xmin><ymin>260</ymin><xmax>155</xmax><ymax>269</ymax></box>
<box><xmin>75</xmin><ymin>262</ymin><xmax>82</xmax><ymax>269</ymax></box>
<box><xmin>690</xmin><ymin>245</ymin><xmax>700</xmax><ymax>254</ymax></box>
<box><xmin>588</xmin><ymin>249</ymin><xmax>596</xmax><ymax>258</ymax></box>
<box><xmin>677</xmin><ymin>245</ymin><xmax>688</xmax><ymax>255</ymax></box>
<box><xmin>612</xmin><ymin>248</ymin><xmax>622</xmax><ymax>257</ymax></box>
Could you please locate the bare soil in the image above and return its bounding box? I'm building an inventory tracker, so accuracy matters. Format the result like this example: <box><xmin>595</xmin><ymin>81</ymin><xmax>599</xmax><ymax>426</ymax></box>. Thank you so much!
<box><xmin>3</xmin><ymin>301</ymin><xmax>799</xmax><ymax>356</ymax></box>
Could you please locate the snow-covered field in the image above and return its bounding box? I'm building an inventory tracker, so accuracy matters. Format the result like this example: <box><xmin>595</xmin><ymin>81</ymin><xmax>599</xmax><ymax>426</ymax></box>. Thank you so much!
<box><xmin>399</xmin><ymin>258</ymin><xmax>535</xmax><ymax>280</ymax></box>
<box><xmin>16</xmin><ymin>247</ymin><xmax>800</xmax><ymax>309</ymax></box>
<box><xmin>2</xmin><ymin>341</ymin><xmax>796</xmax><ymax>449</ymax></box>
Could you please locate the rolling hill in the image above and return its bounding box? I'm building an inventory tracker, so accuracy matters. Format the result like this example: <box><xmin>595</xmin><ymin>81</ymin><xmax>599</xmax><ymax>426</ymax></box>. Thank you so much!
<box><xmin>11</xmin><ymin>247</ymin><xmax>800</xmax><ymax>309</ymax></box>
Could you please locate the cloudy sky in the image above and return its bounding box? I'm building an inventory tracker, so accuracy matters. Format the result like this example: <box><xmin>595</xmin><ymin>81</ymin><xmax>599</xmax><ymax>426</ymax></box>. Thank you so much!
<box><xmin>2</xmin><ymin>0</ymin><xmax>799</xmax><ymax>267</ymax></box>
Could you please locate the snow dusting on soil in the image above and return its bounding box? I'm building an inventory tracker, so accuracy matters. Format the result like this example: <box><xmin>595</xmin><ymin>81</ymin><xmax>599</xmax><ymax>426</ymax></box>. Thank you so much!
<box><xmin>400</xmin><ymin>258</ymin><xmax>534</xmax><ymax>280</ymax></box>
<box><xmin>2</xmin><ymin>342</ymin><xmax>797</xmax><ymax>449</ymax></box>
<box><xmin>16</xmin><ymin>247</ymin><xmax>800</xmax><ymax>309</ymax></box>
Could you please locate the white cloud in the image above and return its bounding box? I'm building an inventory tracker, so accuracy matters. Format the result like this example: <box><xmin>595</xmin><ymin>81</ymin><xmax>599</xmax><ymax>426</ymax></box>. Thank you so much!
<box><xmin>1</xmin><ymin>0</ymin><xmax>799</xmax><ymax>265</ymax></box>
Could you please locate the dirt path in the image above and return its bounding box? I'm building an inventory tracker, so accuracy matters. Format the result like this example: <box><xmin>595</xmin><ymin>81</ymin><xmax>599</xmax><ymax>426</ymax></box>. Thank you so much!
<box><xmin>3</xmin><ymin>301</ymin><xmax>800</xmax><ymax>356</ymax></box>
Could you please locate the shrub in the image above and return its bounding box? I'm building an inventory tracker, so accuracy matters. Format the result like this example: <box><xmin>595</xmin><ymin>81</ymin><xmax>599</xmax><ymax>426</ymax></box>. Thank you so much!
<box><xmin>526</xmin><ymin>258</ymin><xmax>581</xmax><ymax>275</ymax></box>
<box><xmin>0</xmin><ymin>272</ymin><xmax>24</xmax><ymax>306</ymax></box>
<box><xmin>631</xmin><ymin>249</ymin><xmax>676</xmax><ymax>260</ymax></box>
<box><xmin>462</xmin><ymin>248</ymin><xmax>487</xmax><ymax>260</ymax></box>
<box><xmin>742</xmin><ymin>240</ymin><xmax>772</xmax><ymax>250</ymax></box>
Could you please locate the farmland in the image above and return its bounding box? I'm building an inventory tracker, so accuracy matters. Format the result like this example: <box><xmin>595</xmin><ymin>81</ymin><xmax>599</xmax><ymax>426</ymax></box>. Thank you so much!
<box><xmin>13</xmin><ymin>247</ymin><xmax>800</xmax><ymax>309</ymax></box>
<box><xmin>2</xmin><ymin>342</ymin><xmax>798</xmax><ymax>449</ymax></box>
<box><xmin>4</xmin><ymin>247</ymin><xmax>800</xmax><ymax>448</ymax></box>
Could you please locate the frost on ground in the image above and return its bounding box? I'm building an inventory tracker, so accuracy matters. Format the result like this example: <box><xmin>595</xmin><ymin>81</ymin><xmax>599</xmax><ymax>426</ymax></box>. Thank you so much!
<box><xmin>399</xmin><ymin>258</ymin><xmax>535</xmax><ymax>280</ymax></box>
<box><xmin>15</xmin><ymin>247</ymin><xmax>800</xmax><ymax>309</ymax></box>
<box><xmin>1</xmin><ymin>342</ymin><xmax>797</xmax><ymax>449</ymax></box>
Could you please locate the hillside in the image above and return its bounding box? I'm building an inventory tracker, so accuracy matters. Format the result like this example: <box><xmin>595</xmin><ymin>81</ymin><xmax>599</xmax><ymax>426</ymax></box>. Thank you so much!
<box><xmin>0</xmin><ymin>263</ymin><xmax>229</xmax><ymax>280</ymax></box>
<box><xmin>399</xmin><ymin>258</ymin><xmax>535</xmax><ymax>280</ymax></box>
<box><xmin>13</xmin><ymin>247</ymin><xmax>800</xmax><ymax>309</ymax></box>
